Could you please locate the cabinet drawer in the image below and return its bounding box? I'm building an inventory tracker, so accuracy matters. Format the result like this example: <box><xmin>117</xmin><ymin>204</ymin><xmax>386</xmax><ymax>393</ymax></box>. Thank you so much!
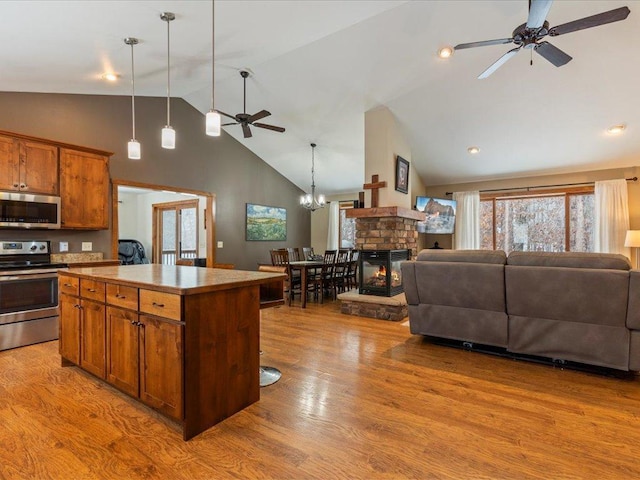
<box><xmin>106</xmin><ymin>284</ymin><xmax>139</xmax><ymax>311</ymax></box>
<box><xmin>80</xmin><ymin>279</ymin><xmax>106</xmax><ymax>302</ymax></box>
<box><xmin>140</xmin><ymin>290</ymin><xmax>181</xmax><ymax>321</ymax></box>
<box><xmin>59</xmin><ymin>275</ymin><xmax>79</xmax><ymax>296</ymax></box>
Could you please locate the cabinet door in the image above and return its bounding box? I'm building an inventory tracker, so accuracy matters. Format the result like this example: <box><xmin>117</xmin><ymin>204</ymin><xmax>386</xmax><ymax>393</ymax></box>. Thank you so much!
<box><xmin>0</xmin><ymin>135</ymin><xmax>19</xmax><ymax>191</ymax></box>
<box><xmin>106</xmin><ymin>306</ymin><xmax>139</xmax><ymax>397</ymax></box>
<box><xmin>59</xmin><ymin>148</ymin><xmax>109</xmax><ymax>229</ymax></box>
<box><xmin>79</xmin><ymin>299</ymin><xmax>106</xmax><ymax>379</ymax></box>
<box><xmin>59</xmin><ymin>294</ymin><xmax>81</xmax><ymax>364</ymax></box>
<box><xmin>19</xmin><ymin>140</ymin><xmax>59</xmax><ymax>195</ymax></box>
<box><xmin>139</xmin><ymin>315</ymin><xmax>184</xmax><ymax>420</ymax></box>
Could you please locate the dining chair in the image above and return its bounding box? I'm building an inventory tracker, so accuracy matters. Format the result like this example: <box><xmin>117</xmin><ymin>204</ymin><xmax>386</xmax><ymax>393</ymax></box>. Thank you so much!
<box><xmin>286</xmin><ymin>247</ymin><xmax>302</xmax><ymax>262</ymax></box>
<box><xmin>302</xmin><ymin>247</ymin><xmax>314</xmax><ymax>261</ymax></box>
<box><xmin>345</xmin><ymin>249</ymin><xmax>360</xmax><ymax>290</ymax></box>
<box><xmin>312</xmin><ymin>249</ymin><xmax>337</xmax><ymax>302</ymax></box>
<box><xmin>331</xmin><ymin>249</ymin><xmax>351</xmax><ymax>298</ymax></box>
<box><xmin>270</xmin><ymin>249</ymin><xmax>300</xmax><ymax>304</ymax></box>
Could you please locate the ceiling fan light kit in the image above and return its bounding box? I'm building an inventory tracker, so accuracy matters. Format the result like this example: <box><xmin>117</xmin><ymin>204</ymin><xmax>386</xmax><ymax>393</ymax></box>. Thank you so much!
<box><xmin>454</xmin><ymin>1</ymin><xmax>630</xmax><ymax>79</ymax></box>
<box><xmin>437</xmin><ymin>46</ymin><xmax>453</xmax><ymax>59</ymax></box>
<box><xmin>467</xmin><ymin>146</ymin><xmax>480</xmax><ymax>155</ymax></box>
<box><xmin>161</xmin><ymin>12</ymin><xmax>176</xmax><ymax>149</ymax></box>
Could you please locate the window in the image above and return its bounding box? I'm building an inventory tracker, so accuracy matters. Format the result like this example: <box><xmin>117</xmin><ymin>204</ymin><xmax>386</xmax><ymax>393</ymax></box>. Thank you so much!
<box><xmin>480</xmin><ymin>188</ymin><xmax>594</xmax><ymax>254</ymax></box>
<box><xmin>153</xmin><ymin>199</ymin><xmax>199</xmax><ymax>264</ymax></box>
<box><xmin>339</xmin><ymin>200</ymin><xmax>358</xmax><ymax>249</ymax></box>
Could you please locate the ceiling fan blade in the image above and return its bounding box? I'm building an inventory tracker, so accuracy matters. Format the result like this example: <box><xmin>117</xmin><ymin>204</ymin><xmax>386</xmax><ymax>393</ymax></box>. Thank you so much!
<box><xmin>247</xmin><ymin>110</ymin><xmax>271</xmax><ymax>123</ymax></box>
<box><xmin>550</xmin><ymin>6</ymin><xmax>630</xmax><ymax>36</ymax></box>
<box><xmin>534</xmin><ymin>41</ymin><xmax>572</xmax><ymax>67</ymax></box>
<box><xmin>455</xmin><ymin>38</ymin><xmax>513</xmax><ymax>50</ymax></box>
<box><xmin>253</xmin><ymin>122</ymin><xmax>285</xmax><ymax>133</ymax></box>
<box><xmin>478</xmin><ymin>47</ymin><xmax>522</xmax><ymax>79</ymax></box>
<box><xmin>242</xmin><ymin>123</ymin><xmax>252</xmax><ymax>138</ymax></box>
<box><xmin>221</xmin><ymin>122</ymin><xmax>238</xmax><ymax>127</ymax></box>
<box><xmin>527</xmin><ymin>0</ymin><xmax>554</xmax><ymax>29</ymax></box>
<box><xmin>218</xmin><ymin>110</ymin><xmax>237</xmax><ymax>121</ymax></box>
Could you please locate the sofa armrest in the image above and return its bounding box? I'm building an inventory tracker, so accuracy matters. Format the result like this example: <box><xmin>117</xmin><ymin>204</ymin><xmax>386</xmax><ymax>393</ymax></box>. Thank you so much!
<box><xmin>400</xmin><ymin>261</ymin><xmax>419</xmax><ymax>305</ymax></box>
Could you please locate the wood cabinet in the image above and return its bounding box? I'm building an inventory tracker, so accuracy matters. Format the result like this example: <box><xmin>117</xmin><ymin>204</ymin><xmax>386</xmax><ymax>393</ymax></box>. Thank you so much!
<box><xmin>60</xmin><ymin>148</ymin><xmax>109</xmax><ymax>229</ymax></box>
<box><xmin>0</xmin><ymin>134</ymin><xmax>58</xmax><ymax>195</ymax></box>
<box><xmin>58</xmin><ymin>265</ymin><xmax>285</xmax><ymax>440</ymax></box>
<box><xmin>60</xmin><ymin>271</ymin><xmax>184</xmax><ymax>421</ymax></box>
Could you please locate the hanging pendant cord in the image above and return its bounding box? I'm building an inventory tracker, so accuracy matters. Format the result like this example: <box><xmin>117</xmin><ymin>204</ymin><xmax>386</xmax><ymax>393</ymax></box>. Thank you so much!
<box><xmin>211</xmin><ymin>0</ymin><xmax>216</xmax><ymax>111</ymax></box>
<box><xmin>166</xmin><ymin>16</ymin><xmax>171</xmax><ymax>125</ymax></box>
<box><xmin>130</xmin><ymin>42</ymin><xmax>136</xmax><ymax>139</ymax></box>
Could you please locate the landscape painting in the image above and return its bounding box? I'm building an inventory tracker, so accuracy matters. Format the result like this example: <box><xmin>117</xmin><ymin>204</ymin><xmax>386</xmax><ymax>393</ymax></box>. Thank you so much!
<box><xmin>246</xmin><ymin>203</ymin><xmax>287</xmax><ymax>241</ymax></box>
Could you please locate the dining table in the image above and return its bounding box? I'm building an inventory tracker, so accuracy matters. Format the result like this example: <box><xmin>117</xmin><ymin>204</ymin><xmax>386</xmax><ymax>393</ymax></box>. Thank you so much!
<box><xmin>289</xmin><ymin>259</ymin><xmax>324</xmax><ymax>308</ymax></box>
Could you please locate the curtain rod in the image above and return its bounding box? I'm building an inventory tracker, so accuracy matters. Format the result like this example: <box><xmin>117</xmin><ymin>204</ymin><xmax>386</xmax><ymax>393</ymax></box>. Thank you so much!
<box><xmin>445</xmin><ymin>177</ymin><xmax>638</xmax><ymax>196</ymax></box>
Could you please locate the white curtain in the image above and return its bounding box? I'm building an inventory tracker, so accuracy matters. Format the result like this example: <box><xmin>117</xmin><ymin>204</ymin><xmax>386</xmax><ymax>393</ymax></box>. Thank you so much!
<box><xmin>595</xmin><ymin>179</ymin><xmax>630</xmax><ymax>256</ymax></box>
<box><xmin>453</xmin><ymin>190</ymin><xmax>480</xmax><ymax>250</ymax></box>
<box><xmin>327</xmin><ymin>201</ymin><xmax>339</xmax><ymax>250</ymax></box>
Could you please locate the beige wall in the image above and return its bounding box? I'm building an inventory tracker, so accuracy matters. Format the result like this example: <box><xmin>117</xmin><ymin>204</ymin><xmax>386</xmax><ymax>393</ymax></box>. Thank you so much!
<box><xmin>310</xmin><ymin>193</ymin><xmax>360</xmax><ymax>254</ymax></box>
<box><xmin>364</xmin><ymin>106</ymin><xmax>412</xmax><ymax>209</ymax></box>
<box><xmin>421</xmin><ymin>165</ymin><xmax>640</xmax><ymax>257</ymax></box>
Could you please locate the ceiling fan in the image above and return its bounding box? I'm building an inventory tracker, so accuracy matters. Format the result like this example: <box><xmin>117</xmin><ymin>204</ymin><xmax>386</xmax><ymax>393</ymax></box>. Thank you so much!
<box><xmin>454</xmin><ymin>0</ymin><xmax>630</xmax><ymax>79</ymax></box>
<box><xmin>218</xmin><ymin>70</ymin><xmax>285</xmax><ymax>138</ymax></box>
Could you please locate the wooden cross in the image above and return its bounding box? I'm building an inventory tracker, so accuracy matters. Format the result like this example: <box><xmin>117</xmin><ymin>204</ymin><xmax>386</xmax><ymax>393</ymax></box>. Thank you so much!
<box><xmin>363</xmin><ymin>174</ymin><xmax>387</xmax><ymax>208</ymax></box>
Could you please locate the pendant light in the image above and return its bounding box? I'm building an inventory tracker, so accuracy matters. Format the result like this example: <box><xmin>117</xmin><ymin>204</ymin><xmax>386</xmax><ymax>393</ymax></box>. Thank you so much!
<box><xmin>205</xmin><ymin>0</ymin><xmax>221</xmax><ymax>136</ymax></box>
<box><xmin>124</xmin><ymin>37</ymin><xmax>141</xmax><ymax>160</ymax></box>
<box><xmin>161</xmin><ymin>12</ymin><xmax>176</xmax><ymax>149</ymax></box>
<box><xmin>300</xmin><ymin>143</ymin><xmax>326</xmax><ymax>211</ymax></box>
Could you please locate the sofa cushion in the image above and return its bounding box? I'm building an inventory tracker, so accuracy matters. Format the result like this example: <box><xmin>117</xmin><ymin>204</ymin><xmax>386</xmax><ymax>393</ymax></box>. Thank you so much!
<box><xmin>416</xmin><ymin>249</ymin><xmax>507</xmax><ymax>264</ymax></box>
<box><xmin>507</xmin><ymin>251</ymin><xmax>631</xmax><ymax>270</ymax></box>
<box><xmin>505</xmin><ymin>266</ymin><xmax>629</xmax><ymax>327</ymax></box>
<box><xmin>414</xmin><ymin>261</ymin><xmax>505</xmax><ymax>312</ymax></box>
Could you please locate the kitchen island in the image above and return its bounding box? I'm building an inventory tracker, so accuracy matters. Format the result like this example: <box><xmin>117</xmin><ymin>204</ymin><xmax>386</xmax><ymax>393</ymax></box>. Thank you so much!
<box><xmin>58</xmin><ymin>264</ymin><xmax>285</xmax><ymax>440</ymax></box>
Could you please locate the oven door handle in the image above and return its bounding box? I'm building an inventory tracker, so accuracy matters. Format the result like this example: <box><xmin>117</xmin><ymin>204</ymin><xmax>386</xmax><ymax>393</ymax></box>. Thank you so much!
<box><xmin>0</xmin><ymin>272</ymin><xmax>59</xmax><ymax>281</ymax></box>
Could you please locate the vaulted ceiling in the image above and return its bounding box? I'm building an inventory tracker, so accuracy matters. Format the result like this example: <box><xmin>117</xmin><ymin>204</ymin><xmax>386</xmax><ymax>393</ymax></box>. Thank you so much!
<box><xmin>4</xmin><ymin>1</ymin><xmax>639</xmax><ymax>194</ymax></box>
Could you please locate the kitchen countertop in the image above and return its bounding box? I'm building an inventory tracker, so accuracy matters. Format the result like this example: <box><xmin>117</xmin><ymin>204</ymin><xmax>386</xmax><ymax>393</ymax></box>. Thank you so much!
<box><xmin>61</xmin><ymin>264</ymin><xmax>286</xmax><ymax>295</ymax></box>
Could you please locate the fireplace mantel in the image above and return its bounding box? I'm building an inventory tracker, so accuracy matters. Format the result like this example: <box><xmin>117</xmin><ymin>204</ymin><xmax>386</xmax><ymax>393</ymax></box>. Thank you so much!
<box><xmin>345</xmin><ymin>206</ymin><xmax>425</xmax><ymax>221</ymax></box>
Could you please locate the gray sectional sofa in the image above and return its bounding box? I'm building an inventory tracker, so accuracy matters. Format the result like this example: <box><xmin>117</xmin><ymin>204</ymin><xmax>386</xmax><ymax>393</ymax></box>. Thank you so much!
<box><xmin>401</xmin><ymin>249</ymin><xmax>639</xmax><ymax>372</ymax></box>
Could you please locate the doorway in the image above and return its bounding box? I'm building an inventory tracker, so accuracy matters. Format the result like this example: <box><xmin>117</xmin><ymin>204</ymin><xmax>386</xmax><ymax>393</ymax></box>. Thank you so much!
<box><xmin>111</xmin><ymin>179</ymin><xmax>215</xmax><ymax>266</ymax></box>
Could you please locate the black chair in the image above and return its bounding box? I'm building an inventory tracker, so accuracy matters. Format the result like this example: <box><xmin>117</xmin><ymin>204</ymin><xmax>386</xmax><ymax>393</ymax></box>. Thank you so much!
<box><xmin>330</xmin><ymin>249</ymin><xmax>351</xmax><ymax>298</ymax></box>
<box><xmin>302</xmin><ymin>247</ymin><xmax>314</xmax><ymax>261</ymax></box>
<box><xmin>309</xmin><ymin>250</ymin><xmax>336</xmax><ymax>302</ymax></box>
<box><xmin>118</xmin><ymin>239</ymin><xmax>150</xmax><ymax>265</ymax></box>
<box><xmin>346</xmin><ymin>249</ymin><xmax>360</xmax><ymax>290</ymax></box>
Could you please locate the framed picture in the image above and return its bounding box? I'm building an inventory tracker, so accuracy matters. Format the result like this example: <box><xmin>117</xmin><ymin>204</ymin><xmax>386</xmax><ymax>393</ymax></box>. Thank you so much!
<box><xmin>246</xmin><ymin>203</ymin><xmax>287</xmax><ymax>241</ymax></box>
<box><xmin>395</xmin><ymin>155</ymin><xmax>409</xmax><ymax>194</ymax></box>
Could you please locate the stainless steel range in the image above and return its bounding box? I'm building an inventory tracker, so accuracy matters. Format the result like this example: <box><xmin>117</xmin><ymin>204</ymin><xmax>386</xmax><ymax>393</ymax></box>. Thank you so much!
<box><xmin>0</xmin><ymin>241</ymin><xmax>66</xmax><ymax>351</ymax></box>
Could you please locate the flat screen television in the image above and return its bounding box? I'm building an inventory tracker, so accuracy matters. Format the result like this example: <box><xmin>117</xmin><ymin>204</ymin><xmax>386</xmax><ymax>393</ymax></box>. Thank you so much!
<box><xmin>415</xmin><ymin>196</ymin><xmax>457</xmax><ymax>234</ymax></box>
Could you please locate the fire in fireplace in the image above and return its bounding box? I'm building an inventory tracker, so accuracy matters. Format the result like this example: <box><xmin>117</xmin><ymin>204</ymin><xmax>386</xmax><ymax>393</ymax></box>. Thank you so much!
<box><xmin>359</xmin><ymin>249</ymin><xmax>411</xmax><ymax>297</ymax></box>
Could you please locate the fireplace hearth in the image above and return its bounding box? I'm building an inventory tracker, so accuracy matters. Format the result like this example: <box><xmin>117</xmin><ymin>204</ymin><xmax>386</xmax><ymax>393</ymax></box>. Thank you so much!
<box><xmin>359</xmin><ymin>249</ymin><xmax>410</xmax><ymax>297</ymax></box>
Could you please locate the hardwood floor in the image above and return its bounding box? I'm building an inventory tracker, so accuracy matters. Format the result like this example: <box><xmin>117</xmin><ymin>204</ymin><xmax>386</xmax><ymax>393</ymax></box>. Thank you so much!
<box><xmin>2</xmin><ymin>301</ymin><xmax>640</xmax><ymax>479</ymax></box>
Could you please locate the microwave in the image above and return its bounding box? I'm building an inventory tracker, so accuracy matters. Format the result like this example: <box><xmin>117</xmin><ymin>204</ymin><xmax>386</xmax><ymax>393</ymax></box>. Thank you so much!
<box><xmin>0</xmin><ymin>192</ymin><xmax>61</xmax><ymax>229</ymax></box>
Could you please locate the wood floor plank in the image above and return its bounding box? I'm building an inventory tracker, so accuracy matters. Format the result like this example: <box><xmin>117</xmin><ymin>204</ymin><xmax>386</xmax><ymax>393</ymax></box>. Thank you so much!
<box><xmin>2</xmin><ymin>301</ymin><xmax>640</xmax><ymax>479</ymax></box>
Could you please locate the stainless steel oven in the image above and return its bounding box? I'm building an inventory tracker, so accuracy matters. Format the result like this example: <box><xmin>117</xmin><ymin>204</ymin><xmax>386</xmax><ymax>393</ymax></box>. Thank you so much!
<box><xmin>0</xmin><ymin>241</ymin><xmax>65</xmax><ymax>351</ymax></box>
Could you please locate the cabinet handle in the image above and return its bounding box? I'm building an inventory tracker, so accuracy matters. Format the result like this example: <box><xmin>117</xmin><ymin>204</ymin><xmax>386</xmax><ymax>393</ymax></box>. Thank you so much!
<box><xmin>13</xmin><ymin>183</ymin><xmax>18</xmax><ymax>188</ymax></box>
<box><xmin>152</xmin><ymin>302</ymin><xmax>165</xmax><ymax>308</ymax></box>
<box><xmin>87</xmin><ymin>288</ymin><xmax>97</xmax><ymax>293</ymax></box>
<box><xmin>115</xmin><ymin>294</ymin><xmax>126</xmax><ymax>299</ymax></box>
<box><xmin>64</xmin><ymin>283</ymin><xmax>73</xmax><ymax>287</ymax></box>
<box><xmin>74</xmin><ymin>304</ymin><xmax>82</xmax><ymax>309</ymax></box>
<box><xmin>20</xmin><ymin>183</ymin><xmax>27</xmax><ymax>189</ymax></box>
<box><xmin>130</xmin><ymin>320</ymin><xmax>143</xmax><ymax>327</ymax></box>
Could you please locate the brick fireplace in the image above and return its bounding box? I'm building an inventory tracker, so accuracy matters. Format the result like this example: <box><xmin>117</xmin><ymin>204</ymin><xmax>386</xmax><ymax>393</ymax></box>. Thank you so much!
<box><xmin>339</xmin><ymin>206</ymin><xmax>425</xmax><ymax>320</ymax></box>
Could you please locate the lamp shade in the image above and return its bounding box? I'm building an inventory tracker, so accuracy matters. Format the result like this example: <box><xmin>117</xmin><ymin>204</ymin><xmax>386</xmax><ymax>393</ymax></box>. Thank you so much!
<box><xmin>127</xmin><ymin>140</ymin><xmax>141</xmax><ymax>160</ymax></box>
<box><xmin>206</xmin><ymin>110</ymin><xmax>221</xmax><ymax>136</ymax></box>
<box><xmin>625</xmin><ymin>230</ymin><xmax>640</xmax><ymax>248</ymax></box>
<box><xmin>162</xmin><ymin>126</ymin><xmax>176</xmax><ymax>149</ymax></box>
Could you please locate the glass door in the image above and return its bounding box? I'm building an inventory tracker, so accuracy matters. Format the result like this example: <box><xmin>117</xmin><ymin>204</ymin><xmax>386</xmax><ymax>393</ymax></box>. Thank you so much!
<box><xmin>153</xmin><ymin>200</ymin><xmax>199</xmax><ymax>265</ymax></box>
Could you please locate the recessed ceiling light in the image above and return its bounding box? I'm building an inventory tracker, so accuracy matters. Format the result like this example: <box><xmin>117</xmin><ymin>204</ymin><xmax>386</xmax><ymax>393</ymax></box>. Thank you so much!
<box><xmin>437</xmin><ymin>46</ymin><xmax>454</xmax><ymax>59</ymax></box>
<box><xmin>102</xmin><ymin>73</ymin><xmax>119</xmax><ymax>82</ymax></box>
<box><xmin>467</xmin><ymin>146</ymin><xmax>480</xmax><ymax>154</ymax></box>
<box><xmin>607</xmin><ymin>124</ymin><xmax>626</xmax><ymax>135</ymax></box>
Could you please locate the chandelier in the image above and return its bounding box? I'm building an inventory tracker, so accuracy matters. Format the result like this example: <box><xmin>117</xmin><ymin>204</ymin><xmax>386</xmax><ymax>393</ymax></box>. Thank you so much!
<box><xmin>300</xmin><ymin>143</ymin><xmax>326</xmax><ymax>211</ymax></box>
